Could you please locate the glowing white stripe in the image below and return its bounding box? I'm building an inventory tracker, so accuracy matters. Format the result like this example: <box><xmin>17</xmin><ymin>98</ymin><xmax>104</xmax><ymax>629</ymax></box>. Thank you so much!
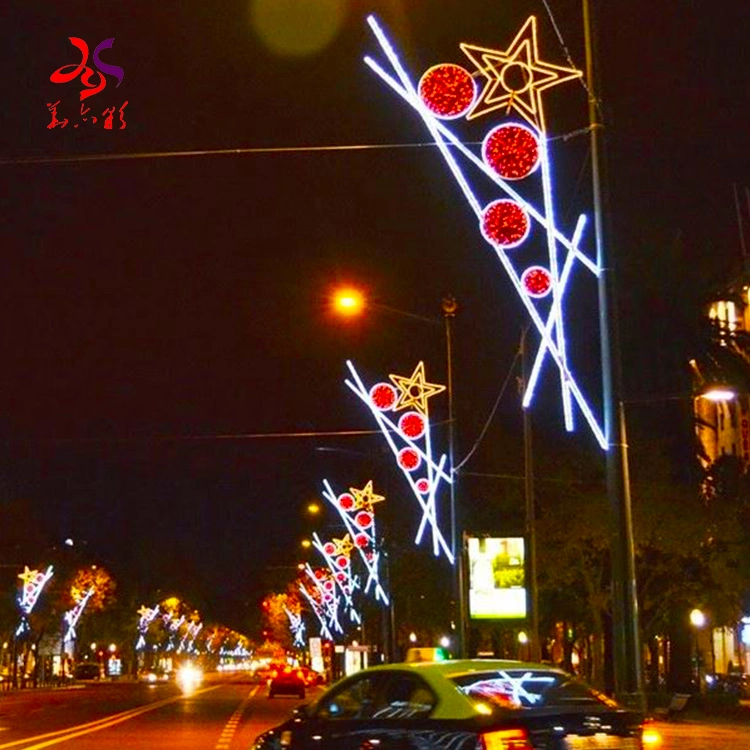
<box><xmin>539</xmin><ymin>136</ymin><xmax>573</xmax><ymax>429</ymax></box>
<box><xmin>524</xmin><ymin>214</ymin><xmax>587</xmax><ymax>407</ymax></box>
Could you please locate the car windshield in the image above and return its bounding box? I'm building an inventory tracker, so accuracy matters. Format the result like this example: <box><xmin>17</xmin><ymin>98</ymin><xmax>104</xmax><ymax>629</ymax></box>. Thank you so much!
<box><xmin>448</xmin><ymin>670</ymin><xmax>614</xmax><ymax>711</ymax></box>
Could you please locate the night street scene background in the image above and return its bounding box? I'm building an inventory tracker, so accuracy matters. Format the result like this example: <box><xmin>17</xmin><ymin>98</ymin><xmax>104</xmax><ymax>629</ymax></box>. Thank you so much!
<box><xmin>0</xmin><ymin>0</ymin><xmax>748</xmax><ymax>708</ymax></box>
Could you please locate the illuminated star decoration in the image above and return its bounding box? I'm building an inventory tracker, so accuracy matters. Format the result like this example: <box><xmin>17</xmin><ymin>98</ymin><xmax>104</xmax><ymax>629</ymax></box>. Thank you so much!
<box><xmin>63</xmin><ymin>587</ymin><xmax>95</xmax><ymax>643</ymax></box>
<box><xmin>18</xmin><ymin>565</ymin><xmax>54</xmax><ymax>614</ymax></box>
<box><xmin>284</xmin><ymin>606</ymin><xmax>307</xmax><ymax>648</ymax></box>
<box><xmin>460</xmin><ymin>16</ymin><xmax>582</xmax><ymax>132</ymax></box>
<box><xmin>363</xmin><ymin>16</ymin><xmax>607</xmax><ymax>450</ymax></box>
<box><xmin>345</xmin><ymin>361</ymin><xmax>454</xmax><ymax>561</ymax></box>
<box><xmin>16</xmin><ymin>565</ymin><xmax>54</xmax><ymax>636</ymax></box>
<box><xmin>312</xmin><ymin>531</ymin><xmax>361</xmax><ymax>624</ymax></box>
<box><xmin>322</xmin><ymin>478</ymin><xmax>389</xmax><ymax>604</ymax></box>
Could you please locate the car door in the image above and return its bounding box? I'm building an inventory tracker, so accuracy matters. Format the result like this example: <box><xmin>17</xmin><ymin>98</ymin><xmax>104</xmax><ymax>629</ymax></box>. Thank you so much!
<box><xmin>293</xmin><ymin>671</ymin><xmax>391</xmax><ymax>750</ymax></box>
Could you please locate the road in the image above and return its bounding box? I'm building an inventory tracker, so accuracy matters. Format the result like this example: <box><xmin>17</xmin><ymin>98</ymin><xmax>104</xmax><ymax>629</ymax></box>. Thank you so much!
<box><xmin>1</xmin><ymin>674</ymin><xmax>749</xmax><ymax>749</ymax></box>
<box><xmin>0</xmin><ymin>673</ymin><xmax>314</xmax><ymax>750</ymax></box>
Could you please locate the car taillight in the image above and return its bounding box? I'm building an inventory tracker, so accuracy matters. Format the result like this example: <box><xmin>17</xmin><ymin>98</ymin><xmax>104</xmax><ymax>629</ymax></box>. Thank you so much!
<box><xmin>296</xmin><ymin>670</ymin><xmax>304</xmax><ymax>680</ymax></box>
<box><xmin>480</xmin><ymin>728</ymin><xmax>533</xmax><ymax>750</ymax></box>
<box><xmin>271</xmin><ymin>670</ymin><xmax>278</xmax><ymax>678</ymax></box>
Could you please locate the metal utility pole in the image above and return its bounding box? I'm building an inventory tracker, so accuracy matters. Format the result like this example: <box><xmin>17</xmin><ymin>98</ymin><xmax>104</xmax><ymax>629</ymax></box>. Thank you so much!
<box><xmin>520</xmin><ymin>327</ymin><xmax>540</xmax><ymax>662</ymax></box>
<box><xmin>582</xmin><ymin>0</ymin><xmax>645</xmax><ymax>709</ymax></box>
<box><xmin>443</xmin><ymin>294</ymin><xmax>468</xmax><ymax>658</ymax></box>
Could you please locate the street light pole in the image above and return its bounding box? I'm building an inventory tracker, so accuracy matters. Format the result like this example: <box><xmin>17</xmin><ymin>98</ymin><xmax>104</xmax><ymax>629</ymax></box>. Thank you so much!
<box><xmin>442</xmin><ymin>294</ymin><xmax>467</xmax><ymax>658</ymax></box>
<box><xmin>582</xmin><ymin>0</ymin><xmax>644</xmax><ymax>708</ymax></box>
<box><xmin>520</xmin><ymin>327</ymin><xmax>540</xmax><ymax>662</ymax></box>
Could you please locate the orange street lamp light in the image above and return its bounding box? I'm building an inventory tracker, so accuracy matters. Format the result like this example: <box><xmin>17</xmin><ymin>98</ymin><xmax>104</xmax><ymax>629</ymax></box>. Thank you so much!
<box><xmin>332</xmin><ymin>287</ymin><xmax>365</xmax><ymax>317</ymax></box>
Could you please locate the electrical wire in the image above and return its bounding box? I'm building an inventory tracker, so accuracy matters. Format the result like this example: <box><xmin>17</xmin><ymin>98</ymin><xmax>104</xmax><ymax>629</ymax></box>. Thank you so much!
<box><xmin>0</xmin><ymin>127</ymin><xmax>591</xmax><ymax>168</ymax></box>
<box><xmin>453</xmin><ymin>348</ymin><xmax>522</xmax><ymax>474</ymax></box>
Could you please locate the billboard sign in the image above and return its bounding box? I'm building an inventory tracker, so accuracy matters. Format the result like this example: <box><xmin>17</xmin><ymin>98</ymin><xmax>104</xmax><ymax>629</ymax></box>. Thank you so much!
<box><xmin>467</xmin><ymin>536</ymin><xmax>526</xmax><ymax>619</ymax></box>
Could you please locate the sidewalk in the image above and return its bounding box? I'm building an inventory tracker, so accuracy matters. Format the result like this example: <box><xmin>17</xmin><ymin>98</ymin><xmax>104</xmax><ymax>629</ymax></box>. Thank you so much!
<box><xmin>649</xmin><ymin>700</ymin><xmax>750</xmax><ymax>749</ymax></box>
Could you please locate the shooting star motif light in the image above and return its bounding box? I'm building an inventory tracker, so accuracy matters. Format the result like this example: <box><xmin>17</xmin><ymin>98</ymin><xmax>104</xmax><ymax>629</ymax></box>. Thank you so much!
<box><xmin>345</xmin><ymin>361</ymin><xmax>454</xmax><ymax>562</ymax></box>
<box><xmin>284</xmin><ymin>606</ymin><xmax>307</xmax><ymax>648</ymax></box>
<box><xmin>321</xmin><ymin>478</ymin><xmax>389</xmax><ymax>604</ymax></box>
<box><xmin>16</xmin><ymin>565</ymin><xmax>54</xmax><ymax>636</ymax></box>
<box><xmin>63</xmin><ymin>587</ymin><xmax>95</xmax><ymax>643</ymax></box>
<box><xmin>364</xmin><ymin>16</ymin><xmax>606</xmax><ymax>449</ymax></box>
<box><xmin>136</xmin><ymin>604</ymin><xmax>160</xmax><ymax>650</ymax></box>
<box><xmin>312</xmin><ymin>532</ymin><xmax>362</xmax><ymax>624</ymax></box>
<box><xmin>299</xmin><ymin>565</ymin><xmax>338</xmax><ymax>641</ymax></box>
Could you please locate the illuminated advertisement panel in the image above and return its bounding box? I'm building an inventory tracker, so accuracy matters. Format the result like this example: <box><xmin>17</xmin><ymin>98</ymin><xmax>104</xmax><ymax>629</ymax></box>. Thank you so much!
<box><xmin>468</xmin><ymin>536</ymin><xmax>526</xmax><ymax>619</ymax></box>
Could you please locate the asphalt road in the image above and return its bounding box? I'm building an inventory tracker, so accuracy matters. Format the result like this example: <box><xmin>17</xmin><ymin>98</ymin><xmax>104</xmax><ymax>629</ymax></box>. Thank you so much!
<box><xmin>2</xmin><ymin>675</ymin><xmax>750</xmax><ymax>749</ymax></box>
<box><xmin>0</xmin><ymin>673</ymin><xmax>313</xmax><ymax>750</ymax></box>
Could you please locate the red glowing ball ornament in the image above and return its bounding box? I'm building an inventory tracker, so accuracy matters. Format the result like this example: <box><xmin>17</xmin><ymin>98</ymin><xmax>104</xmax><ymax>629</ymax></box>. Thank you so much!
<box><xmin>482</xmin><ymin>123</ymin><xmax>540</xmax><ymax>180</ymax></box>
<box><xmin>369</xmin><ymin>383</ymin><xmax>397</xmax><ymax>411</ymax></box>
<box><xmin>336</xmin><ymin>555</ymin><xmax>349</xmax><ymax>569</ymax></box>
<box><xmin>335</xmin><ymin>572</ymin><xmax>346</xmax><ymax>583</ymax></box>
<box><xmin>521</xmin><ymin>266</ymin><xmax>552</xmax><ymax>298</ymax></box>
<box><xmin>337</xmin><ymin>493</ymin><xmax>355</xmax><ymax>511</ymax></box>
<box><xmin>323</xmin><ymin>542</ymin><xmax>336</xmax><ymax>556</ymax></box>
<box><xmin>480</xmin><ymin>199</ymin><xmax>530</xmax><ymax>248</ymax></box>
<box><xmin>397</xmin><ymin>447</ymin><xmax>421</xmax><ymax>472</ymax></box>
<box><xmin>416</xmin><ymin>478</ymin><xmax>431</xmax><ymax>494</ymax></box>
<box><xmin>355</xmin><ymin>510</ymin><xmax>373</xmax><ymax>529</ymax></box>
<box><xmin>398</xmin><ymin>411</ymin><xmax>426</xmax><ymax>439</ymax></box>
<box><xmin>418</xmin><ymin>63</ymin><xmax>476</xmax><ymax>119</ymax></box>
<box><xmin>355</xmin><ymin>533</ymin><xmax>369</xmax><ymax>548</ymax></box>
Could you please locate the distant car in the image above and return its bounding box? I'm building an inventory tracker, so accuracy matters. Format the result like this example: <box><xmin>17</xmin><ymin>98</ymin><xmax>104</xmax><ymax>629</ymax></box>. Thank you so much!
<box><xmin>252</xmin><ymin>659</ymin><xmax>650</xmax><ymax>749</ymax></box>
<box><xmin>268</xmin><ymin>665</ymin><xmax>306</xmax><ymax>699</ymax></box>
<box><xmin>138</xmin><ymin>669</ymin><xmax>172</xmax><ymax>684</ymax></box>
<box><xmin>73</xmin><ymin>663</ymin><xmax>101</xmax><ymax>680</ymax></box>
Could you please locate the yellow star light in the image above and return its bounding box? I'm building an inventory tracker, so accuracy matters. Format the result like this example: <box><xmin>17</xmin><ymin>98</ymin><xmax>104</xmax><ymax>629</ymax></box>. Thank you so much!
<box><xmin>389</xmin><ymin>361</ymin><xmax>446</xmax><ymax>416</ymax></box>
<box><xmin>350</xmin><ymin>480</ymin><xmax>385</xmax><ymax>512</ymax></box>
<box><xmin>18</xmin><ymin>566</ymin><xmax>38</xmax><ymax>585</ymax></box>
<box><xmin>137</xmin><ymin>605</ymin><xmax>153</xmax><ymax>619</ymax></box>
<box><xmin>332</xmin><ymin>534</ymin><xmax>354</xmax><ymax>557</ymax></box>
<box><xmin>460</xmin><ymin>16</ymin><xmax>582</xmax><ymax>132</ymax></box>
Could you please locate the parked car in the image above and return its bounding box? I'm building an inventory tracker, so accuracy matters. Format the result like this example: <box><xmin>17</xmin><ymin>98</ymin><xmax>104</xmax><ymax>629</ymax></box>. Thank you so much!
<box><xmin>268</xmin><ymin>665</ymin><xmax>306</xmax><ymax>699</ymax></box>
<box><xmin>73</xmin><ymin>663</ymin><xmax>101</xmax><ymax>680</ymax></box>
<box><xmin>252</xmin><ymin>659</ymin><xmax>652</xmax><ymax>749</ymax></box>
<box><xmin>706</xmin><ymin>672</ymin><xmax>750</xmax><ymax>699</ymax></box>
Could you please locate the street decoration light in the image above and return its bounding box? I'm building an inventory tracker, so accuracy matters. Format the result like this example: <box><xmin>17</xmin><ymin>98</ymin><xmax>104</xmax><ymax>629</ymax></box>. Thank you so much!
<box><xmin>284</xmin><ymin>605</ymin><xmax>307</xmax><ymax>648</ymax></box>
<box><xmin>300</xmin><ymin>563</ymin><xmax>342</xmax><ymax>639</ymax></box>
<box><xmin>311</xmin><ymin>531</ymin><xmax>362</xmax><ymax>625</ymax></box>
<box><xmin>63</xmin><ymin>586</ymin><xmax>95</xmax><ymax>644</ymax></box>
<box><xmin>136</xmin><ymin>604</ymin><xmax>160</xmax><ymax>651</ymax></box>
<box><xmin>16</xmin><ymin>565</ymin><xmax>54</xmax><ymax>636</ymax></box>
<box><xmin>363</xmin><ymin>16</ymin><xmax>604</xmax><ymax>448</ymax></box>
<box><xmin>345</xmin><ymin>361</ymin><xmax>454</xmax><ymax>563</ymax></box>
<box><xmin>321</xmin><ymin>479</ymin><xmax>389</xmax><ymax>605</ymax></box>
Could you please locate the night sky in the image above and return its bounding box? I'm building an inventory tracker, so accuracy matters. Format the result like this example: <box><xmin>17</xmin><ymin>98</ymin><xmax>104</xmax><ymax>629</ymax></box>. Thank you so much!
<box><xmin>0</xmin><ymin>0</ymin><xmax>747</xmax><ymax>629</ymax></box>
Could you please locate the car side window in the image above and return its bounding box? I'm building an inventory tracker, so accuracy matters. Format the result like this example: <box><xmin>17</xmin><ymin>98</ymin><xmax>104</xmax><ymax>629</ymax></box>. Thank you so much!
<box><xmin>371</xmin><ymin>672</ymin><xmax>437</xmax><ymax>719</ymax></box>
<box><xmin>315</xmin><ymin>674</ymin><xmax>385</xmax><ymax>720</ymax></box>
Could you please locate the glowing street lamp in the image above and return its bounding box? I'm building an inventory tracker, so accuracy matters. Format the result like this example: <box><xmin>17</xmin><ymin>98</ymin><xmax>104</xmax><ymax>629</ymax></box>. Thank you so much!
<box><xmin>332</xmin><ymin>287</ymin><xmax>365</xmax><ymax>317</ymax></box>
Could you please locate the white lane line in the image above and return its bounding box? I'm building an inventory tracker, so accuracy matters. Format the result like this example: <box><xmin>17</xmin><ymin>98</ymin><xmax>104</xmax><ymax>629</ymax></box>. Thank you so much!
<box><xmin>213</xmin><ymin>685</ymin><xmax>259</xmax><ymax>750</ymax></box>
